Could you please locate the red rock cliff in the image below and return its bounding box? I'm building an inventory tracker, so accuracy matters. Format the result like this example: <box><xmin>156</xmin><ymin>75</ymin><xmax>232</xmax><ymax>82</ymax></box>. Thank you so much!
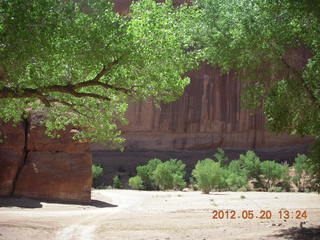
<box><xmin>116</xmin><ymin>64</ymin><xmax>312</xmax><ymax>151</ymax></box>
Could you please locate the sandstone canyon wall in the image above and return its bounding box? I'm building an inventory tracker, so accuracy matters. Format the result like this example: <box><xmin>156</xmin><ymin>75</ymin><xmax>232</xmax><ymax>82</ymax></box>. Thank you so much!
<box><xmin>92</xmin><ymin>63</ymin><xmax>313</xmax><ymax>152</ymax></box>
<box><xmin>0</xmin><ymin>113</ymin><xmax>92</xmax><ymax>203</ymax></box>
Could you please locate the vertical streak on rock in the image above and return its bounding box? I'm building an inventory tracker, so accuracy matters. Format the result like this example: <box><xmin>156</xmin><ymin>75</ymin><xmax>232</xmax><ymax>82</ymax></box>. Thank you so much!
<box><xmin>10</xmin><ymin>117</ymin><xmax>29</xmax><ymax>195</ymax></box>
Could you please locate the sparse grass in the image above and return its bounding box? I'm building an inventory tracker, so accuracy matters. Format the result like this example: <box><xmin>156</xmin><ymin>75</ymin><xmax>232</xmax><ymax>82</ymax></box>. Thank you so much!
<box><xmin>240</xmin><ymin>195</ymin><xmax>246</xmax><ymax>199</ymax></box>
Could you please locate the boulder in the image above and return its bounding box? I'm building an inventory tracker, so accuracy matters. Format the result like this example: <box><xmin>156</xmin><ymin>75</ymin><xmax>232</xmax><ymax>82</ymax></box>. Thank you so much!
<box><xmin>14</xmin><ymin>151</ymin><xmax>92</xmax><ymax>203</ymax></box>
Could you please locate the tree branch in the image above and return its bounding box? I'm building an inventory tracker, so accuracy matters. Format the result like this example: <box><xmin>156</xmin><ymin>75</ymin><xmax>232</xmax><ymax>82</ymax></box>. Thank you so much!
<box><xmin>0</xmin><ymin>57</ymin><xmax>134</xmax><ymax>104</ymax></box>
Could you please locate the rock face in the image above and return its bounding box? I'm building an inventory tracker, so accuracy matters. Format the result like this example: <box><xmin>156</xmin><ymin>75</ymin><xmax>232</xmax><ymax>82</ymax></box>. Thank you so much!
<box><xmin>0</xmin><ymin>121</ymin><xmax>26</xmax><ymax>196</ymax></box>
<box><xmin>0</xmin><ymin>113</ymin><xmax>92</xmax><ymax>203</ymax></box>
<box><xmin>98</xmin><ymin>63</ymin><xmax>312</xmax><ymax>151</ymax></box>
<box><xmin>14</xmin><ymin>152</ymin><xmax>92</xmax><ymax>203</ymax></box>
<box><xmin>27</xmin><ymin>112</ymin><xmax>90</xmax><ymax>154</ymax></box>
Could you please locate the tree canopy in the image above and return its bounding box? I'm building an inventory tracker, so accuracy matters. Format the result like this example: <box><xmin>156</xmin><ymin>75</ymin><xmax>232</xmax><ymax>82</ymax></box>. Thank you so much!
<box><xmin>0</xmin><ymin>0</ymin><xmax>200</xmax><ymax>146</ymax></box>
<box><xmin>199</xmin><ymin>0</ymin><xmax>320</xmax><ymax>139</ymax></box>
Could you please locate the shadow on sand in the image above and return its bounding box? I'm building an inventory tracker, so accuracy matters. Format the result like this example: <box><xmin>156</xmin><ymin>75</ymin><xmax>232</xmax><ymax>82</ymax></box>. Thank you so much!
<box><xmin>0</xmin><ymin>197</ymin><xmax>117</xmax><ymax>209</ymax></box>
<box><xmin>270</xmin><ymin>226</ymin><xmax>320</xmax><ymax>240</ymax></box>
<box><xmin>0</xmin><ymin>197</ymin><xmax>43</xmax><ymax>208</ymax></box>
<box><xmin>89</xmin><ymin>199</ymin><xmax>117</xmax><ymax>208</ymax></box>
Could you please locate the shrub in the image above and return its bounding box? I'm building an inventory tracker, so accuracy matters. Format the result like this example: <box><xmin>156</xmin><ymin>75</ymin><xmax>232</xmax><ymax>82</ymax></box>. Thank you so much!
<box><xmin>260</xmin><ymin>160</ymin><xmax>289</xmax><ymax>190</ymax></box>
<box><xmin>92</xmin><ymin>164</ymin><xmax>103</xmax><ymax>188</ymax></box>
<box><xmin>189</xmin><ymin>176</ymin><xmax>198</xmax><ymax>190</ymax></box>
<box><xmin>218</xmin><ymin>168</ymin><xmax>229</xmax><ymax>190</ymax></box>
<box><xmin>279</xmin><ymin>163</ymin><xmax>291</xmax><ymax>191</ymax></box>
<box><xmin>172</xmin><ymin>174</ymin><xmax>186</xmax><ymax>190</ymax></box>
<box><xmin>214</xmin><ymin>148</ymin><xmax>229</xmax><ymax>167</ymax></box>
<box><xmin>112</xmin><ymin>176</ymin><xmax>123</xmax><ymax>189</ymax></box>
<box><xmin>153</xmin><ymin>159</ymin><xmax>186</xmax><ymax>190</ymax></box>
<box><xmin>227</xmin><ymin>160</ymin><xmax>243</xmax><ymax>173</ymax></box>
<box><xmin>293</xmin><ymin>154</ymin><xmax>312</xmax><ymax>191</ymax></box>
<box><xmin>136</xmin><ymin>158</ymin><xmax>162</xmax><ymax>190</ymax></box>
<box><xmin>128</xmin><ymin>176</ymin><xmax>144</xmax><ymax>190</ymax></box>
<box><xmin>92</xmin><ymin>164</ymin><xmax>103</xmax><ymax>179</ymax></box>
<box><xmin>226</xmin><ymin>160</ymin><xmax>248</xmax><ymax>190</ymax></box>
<box><xmin>239</xmin><ymin>150</ymin><xmax>262</xmax><ymax>188</ymax></box>
<box><xmin>192</xmin><ymin>158</ymin><xmax>224</xmax><ymax>194</ymax></box>
<box><xmin>225</xmin><ymin>171</ymin><xmax>248</xmax><ymax>191</ymax></box>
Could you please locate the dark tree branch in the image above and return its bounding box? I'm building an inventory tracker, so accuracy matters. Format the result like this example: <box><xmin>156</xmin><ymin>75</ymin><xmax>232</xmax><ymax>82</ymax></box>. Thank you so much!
<box><xmin>0</xmin><ymin>57</ymin><xmax>134</xmax><ymax>104</ymax></box>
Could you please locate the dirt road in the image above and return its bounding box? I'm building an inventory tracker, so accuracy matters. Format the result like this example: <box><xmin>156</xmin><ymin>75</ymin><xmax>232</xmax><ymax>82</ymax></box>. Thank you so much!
<box><xmin>0</xmin><ymin>190</ymin><xmax>320</xmax><ymax>240</ymax></box>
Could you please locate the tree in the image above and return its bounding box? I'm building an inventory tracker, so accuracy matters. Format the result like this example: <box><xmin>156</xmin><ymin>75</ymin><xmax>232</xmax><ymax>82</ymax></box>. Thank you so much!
<box><xmin>0</xmin><ymin>0</ymin><xmax>200</xmax><ymax>147</ymax></box>
<box><xmin>198</xmin><ymin>0</ymin><xmax>320</xmax><ymax>190</ymax></box>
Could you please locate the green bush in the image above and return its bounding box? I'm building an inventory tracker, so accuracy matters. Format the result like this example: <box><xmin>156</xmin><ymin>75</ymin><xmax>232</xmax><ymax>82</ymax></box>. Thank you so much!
<box><xmin>192</xmin><ymin>158</ymin><xmax>224</xmax><ymax>194</ymax></box>
<box><xmin>279</xmin><ymin>164</ymin><xmax>291</xmax><ymax>191</ymax></box>
<box><xmin>92</xmin><ymin>164</ymin><xmax>103</xmax><ymax>178</ymax></box>
<box><xmin>225</xmin><ymin>171</ymin><xmax>248</xmax><ymax>191</ymax></box>
<box><xmin>112</xmin><ymin>176</ymin><xmax>123</xmax><ymax>189</ymax></box>
<box><xmin>239</xmin><ymin>150</ymin><xmax>262</xmax><ymax>188</ymax></box>
<box><xmin>92</xmin><ymin>164</ymin><xmax>103</xmax><ymax>188</ymax></box>
<box><xmin>226</xmin><ymin>160</ymin><xmax>248</xmax><ymax>190</ymax></box>
<box><xmin>260</xmin><ymin>160</ymin><xmax>289</xmax><ymax>190</ymax></box>
<box><xmin>189</xmin><ymin>176</ymin><xmax>198</xmax><ymax>190</ymax></box>
<box><xmin>227</xmin><ymin>160</ymin><xmax>243</xmax><ymax>173</ymax></box>
<box><xmin>172</xmin><ymin>173</ymin><xmax>186</xmax><ymax>190</ymax></box>
<box><xmin>153</xmin><ymin>159</ymin><xmax>186</xmax><ymax>190</ymax></box>
<box><xmin>136</xmin><ymin>158</ymin><xmax>162</xmax><ymax>190</ymax></box>
<box><xmin>214</xmin><ymin>148</ymin><xmax>229</xmax><ymax>167</ymax></box>
<box><xmin>293</xmin><ymin>154</ymin><xmax>312</xmax><ymax>191</ymax></box>
<box><xmin>128</xmin><ymin>176</ymin><xmax>144</xmax><ymax>190</ymax></box>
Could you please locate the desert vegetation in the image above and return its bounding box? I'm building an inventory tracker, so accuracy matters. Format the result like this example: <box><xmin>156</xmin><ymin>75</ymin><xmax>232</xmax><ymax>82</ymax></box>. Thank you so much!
<box><xmin>123</xmin><ymin>149</ymin><xmax>315</xmax><ymax>193</ymax></box>
<box><xmin>92</xmin><ymin>149</ymin><xmax>316</xmax><ymax>193</ymax></box>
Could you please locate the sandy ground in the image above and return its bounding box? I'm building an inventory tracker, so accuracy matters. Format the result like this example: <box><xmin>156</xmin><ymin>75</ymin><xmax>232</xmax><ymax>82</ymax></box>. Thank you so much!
<box><xmin>0</xmin><ymin>190</ymin><xmax>320</xmax><ymax>240</ymax></box>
